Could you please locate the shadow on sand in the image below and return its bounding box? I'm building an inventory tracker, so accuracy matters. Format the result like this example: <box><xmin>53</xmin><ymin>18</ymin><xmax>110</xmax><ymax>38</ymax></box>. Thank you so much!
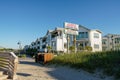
<box><xmin>17</xmin><ymin>57</ymin><xmax>111</xmax><ymax>80</ymax></box>
<box><xmin>17</xmin><ymin>73</ymin><xmax>32</xmax><ymax>77</ymax></box>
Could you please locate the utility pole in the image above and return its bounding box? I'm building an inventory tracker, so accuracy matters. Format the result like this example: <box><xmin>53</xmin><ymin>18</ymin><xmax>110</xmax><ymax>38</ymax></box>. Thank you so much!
<box><xmin>17</xmin><ymin>41</ymin><xmax>22</xmax><ymax>55</ymax></box>
<box><xmin>18</xmin><ymin>41</ymin><xmax>22</xmax><ymax>49</ymax></box>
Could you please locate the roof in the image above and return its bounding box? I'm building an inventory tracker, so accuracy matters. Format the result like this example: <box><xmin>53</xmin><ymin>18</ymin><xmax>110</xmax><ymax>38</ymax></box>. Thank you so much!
<box><xmin>90</xmin><ymin>29</ymin><xmax>102</xmax><ymax>33</ymax></box>
<box><xmin>104</xmin><ymin>34</ymin><xmax>120</xmax><ymax>38</ymax></box>
<box><xmin>55</xmin><ymin>27</ymin><xmax>64</xmax><ymax>30</ymax></box>
<box><xmin>95</xmin><ymin>29</ymin><xmax>102</xmax><ymax>33</ymax></box>
<box><xmin>46</xmin><ymin>30</ymin><xmax>54</xmax><ymax>35</ymax></box>
<box><xmin>79</xmin><ymin>24</ymin><xmax>102</xmax><ymax>33</ymax></box>
<box><xmin>79</xmin><ymin>25</ymin><xmax>90</xmax><ymax>31</ymax></box>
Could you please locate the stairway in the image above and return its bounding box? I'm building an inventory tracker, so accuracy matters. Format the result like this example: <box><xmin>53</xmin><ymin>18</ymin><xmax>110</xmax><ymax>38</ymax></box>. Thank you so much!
<box><xmin>0</xmin><ymin>70</ymin><xmax>8</xmax><ymax>80</ymax></box>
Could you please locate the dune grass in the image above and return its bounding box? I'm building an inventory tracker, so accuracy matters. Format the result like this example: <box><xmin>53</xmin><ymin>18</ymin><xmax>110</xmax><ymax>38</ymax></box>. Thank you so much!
<box><xmin>49</xmin><ymin>51</ymin><xmax>120</xmax><ymax>79</ymax></box>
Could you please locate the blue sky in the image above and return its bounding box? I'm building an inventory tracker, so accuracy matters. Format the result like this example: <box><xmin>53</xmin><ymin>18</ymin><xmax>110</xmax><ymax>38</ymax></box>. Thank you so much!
<box><xmin>0</xmin><ymin>0</ymin><xmax>120</xmax><ymax>49</ymax></box>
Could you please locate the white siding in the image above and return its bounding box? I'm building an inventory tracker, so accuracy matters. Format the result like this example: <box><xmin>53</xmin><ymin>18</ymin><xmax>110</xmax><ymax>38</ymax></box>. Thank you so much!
<box><xmin>56</xmin><ymin>39</ymin><xmax>63</xmax><ymax>51</ymax></box>
<box><xmin>89</xmin><ymin>30</ymin><xmax>102</xmax><ymax>52</ymax></box>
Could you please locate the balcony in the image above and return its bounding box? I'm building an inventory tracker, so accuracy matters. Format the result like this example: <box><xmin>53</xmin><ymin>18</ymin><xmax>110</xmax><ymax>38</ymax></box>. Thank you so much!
<box><xmin>76</xmin><ymin>38</ymin><xmax>89</xmax><ymax>42</ymax></box>
<box><xmin>51</xmin><ymin>36</ymin><xmax>62</xmax><ymax>41</ymax></box>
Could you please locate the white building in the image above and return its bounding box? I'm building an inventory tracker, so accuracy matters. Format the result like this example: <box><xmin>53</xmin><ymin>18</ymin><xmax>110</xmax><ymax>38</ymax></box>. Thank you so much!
<box><xmin>24</xmin><ymin>23</ymin><xmax>102</xmax><ymax>52</ymax></box>
<box><xmin>50</xmin><ymin>28</ymin><xmax>67</xmax><ymax>52</ymax></box>
<box><xmin>102</xmin><ymin>34</ymin><xmax>120</xmax><ymax>51</ymax></box>
<box><xmin>39</xmin><ymin>28</ymin><xmax>67</xmax><ymax>52</ymax></box>
<box><xmin>76</xmin><ymin>25</ymin><xmax>102</xmax><ymax>52</ymax></box>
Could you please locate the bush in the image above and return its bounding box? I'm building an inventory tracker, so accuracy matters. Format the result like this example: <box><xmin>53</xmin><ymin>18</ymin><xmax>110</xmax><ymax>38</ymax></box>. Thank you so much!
<box><xmin>21</xmin><ymin>54</ymin><xmax>26</xmax><ymax>58</ymax></box>
<box><xmin>18</xmin><ymin>54</ymin><xmax>26</xmax><ymax>58</ymax></box>
<box><xmin>69</xmin><ymin>46</ymin><xmax>75</xmax><ymax>52</ymax></box>
<box><xmin>115</xmin><ymin>68</ymin><xmax>120</xmax><ymax>79</ymax></box>
<box><xmin>49</xmin><ymin>50</ymin><xmax>120</xmax><ymax>79</ymax></box>
<box><xmin>84</xmin><ymin>46</ymin><xmax>92</xmax><ymax>51</ymax></box>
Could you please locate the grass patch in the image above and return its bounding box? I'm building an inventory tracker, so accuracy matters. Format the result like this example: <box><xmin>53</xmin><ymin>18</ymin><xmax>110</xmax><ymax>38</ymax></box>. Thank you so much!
<box><xmin>49</xmin><ymin>51</ymin><xmax>120</xmax><ymax>79</ymax></box>
<box><xmin>17</xmin><ymin>54</ymin><xmax>26</xmax><ymax>58</ymax></box>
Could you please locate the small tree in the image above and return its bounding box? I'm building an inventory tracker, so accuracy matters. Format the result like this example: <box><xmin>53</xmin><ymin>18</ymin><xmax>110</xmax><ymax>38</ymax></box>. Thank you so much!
<box><xmin>69</xmin><ymin>46</ymin><xmax>75</xmax><ymax>53</ymax></box>
<box><xmin>47</xmin><ymin>46</ymin><xmax>52</xmax><ymax>53</ymax></box>
<box><xmin>78</xmin><ymin>45</ymin><xmax>84</xmax><ymax>51</ymax></box>
<box><xmin>26</xmin><ymin>48</ymin><xmax>37</xmax><ymax>56</ymax></box>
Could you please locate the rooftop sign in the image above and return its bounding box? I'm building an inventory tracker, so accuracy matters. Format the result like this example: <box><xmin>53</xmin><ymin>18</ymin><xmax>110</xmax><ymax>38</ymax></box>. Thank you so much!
<box><xmin>64</xmin><ymin>22</ymin><xmax>79</xmax><ymax>30</ymax></box>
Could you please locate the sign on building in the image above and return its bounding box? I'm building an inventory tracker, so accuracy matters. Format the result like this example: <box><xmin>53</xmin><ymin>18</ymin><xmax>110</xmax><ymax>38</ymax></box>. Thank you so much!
<box><xmin>65</xmin><ymin>29</ymin><xmax>78</xmax><ymax>35</ymax></box>
<box><xmin>64</xmin><ymin>22</ymin><xmax>79</xmax><ymax>30</ymax></box>
<box><xmin>64</xmin><ymin>22</ymin><xmax>79</xmax><ymax>35</ymax></box>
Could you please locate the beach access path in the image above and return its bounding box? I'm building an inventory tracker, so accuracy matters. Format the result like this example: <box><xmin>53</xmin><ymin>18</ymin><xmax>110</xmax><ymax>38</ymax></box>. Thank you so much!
<box><xmin>17</xmin><ymin>57</ymin><xmax>113</xmax><ymax>80</ymax></box>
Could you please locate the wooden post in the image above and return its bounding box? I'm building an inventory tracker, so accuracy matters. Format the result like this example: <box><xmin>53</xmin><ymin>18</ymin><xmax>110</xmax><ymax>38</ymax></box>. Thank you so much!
<box><xmin>9</xmin><ymin>52</ymin><xmax>18</xmax><ymax>80</ymax></box>
<box><xmin>67</xmin><ymin>35</ymin><xmax>70</xmax><ymax>53</ymax></box>
<box><xmin>74</xmin><ymin>35</ymin><xmax>77</xmax><ymax>53</ymax></box>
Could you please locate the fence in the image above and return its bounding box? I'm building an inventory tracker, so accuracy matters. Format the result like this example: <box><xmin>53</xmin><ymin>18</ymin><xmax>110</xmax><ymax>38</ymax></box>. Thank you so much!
<box><xmin>35</xmin><ymin>53</ymin><xmax>54</xmax><ymax>64</ymax></box>
<box><xmin>0</xmin><ymin>52</ymin><xmax>18</xmax><ymax>79</ymax></box>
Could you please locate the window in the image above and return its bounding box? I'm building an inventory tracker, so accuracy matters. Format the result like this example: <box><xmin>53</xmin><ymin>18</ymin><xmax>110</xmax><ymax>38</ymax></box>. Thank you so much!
<box><xmin>115</xmin><ymin>38</ymin><xmax>120</xmax><ymax>44</ymax></box>
<box><xmin>81</xmin><ymin>32</ymin><xmax>84</xmax><ymax>38</ymax></box>
<box><xmin>102</xmin><ymin>42</ymin><xmax>106</xmax><ymax>44</ymax></box>
<box><xmin>77</xmin><ymin>32</ymin><xmax>82</xmax><ymax>39</ymax></box>
<box><xmin>47</xmin><ymin>35</ymin><xmax>51</xmax><ymax>41</ymax></box>
<box><xmin>85</xmin><ymin>32</ymin><xmax>88</xmax><ymax>38</ymax></box>
<box><xmin>94</xmin><ymin>33</ymin><xmax>99</xmax><ymax>38</ymax></box>
<box><xmin>37</xmin><ymin>46</ymin><xmax>40</xmax><ymax>49</ymax></box>
<box><xmin>78</xmin><ymin>32</ymin><xmax>84</xmax><ymax>38</ymax></box>
<box><xmin>77</xmin><ymin>32</ymin><xmax>88</xmax><ymax>40</ymax></box>
<box><xmin>94</xmin><ymin>44</ymin><xmax>99</xmax><ymax>49</ymax></box>
<box><xmin>102</xmin><ymin>40</ymin><xmax>106</xmax><ymax>44</ymax></box>
<box><xmin>38</xmin><ymin>41</ymin><xmax>40</xmax><ymax>44</ymax></box>
<box><xmin>52</xmin><ymin>42</ymin><xmax>56</xmax><ymax>47</ymax></box>
<box><xmin>42</xmin><ymin>45</ymin><xmax>46</xmax><ymax>49</ymax></box>
<box><xmin>80</xmin><ymin>43</ymin><xmax>83</xmax><ymax>47</ymax></box>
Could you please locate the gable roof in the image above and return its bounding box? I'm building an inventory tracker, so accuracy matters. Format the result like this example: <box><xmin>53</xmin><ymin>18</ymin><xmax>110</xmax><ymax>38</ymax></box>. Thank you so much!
<box><xmin>79</xmin><ymin>25</ymin><xmax>90</xmax><ymax>31</ymax></box>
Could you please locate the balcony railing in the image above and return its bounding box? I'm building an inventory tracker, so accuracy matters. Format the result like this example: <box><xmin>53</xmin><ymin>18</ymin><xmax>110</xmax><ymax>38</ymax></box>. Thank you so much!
<box><xmin>51</xmin><ymin>36</ymin><xmax>62</xmax><ymax>41</ymax></box>
<box><xmin>76</xmin><ymin>38</ymin><xmax>89</xmax><ymax>42</ymax></box>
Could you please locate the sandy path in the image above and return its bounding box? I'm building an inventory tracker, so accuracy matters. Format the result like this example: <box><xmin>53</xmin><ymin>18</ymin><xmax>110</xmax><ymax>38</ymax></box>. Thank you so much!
<box><xmin>17</xmin><ymin>57</ymin><xmax>114</xmax><ymax>80</ymax></box>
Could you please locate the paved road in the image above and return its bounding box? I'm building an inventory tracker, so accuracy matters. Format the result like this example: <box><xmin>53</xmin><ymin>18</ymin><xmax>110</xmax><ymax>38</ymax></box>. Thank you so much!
<box><xmin>17</xmin><ymin>57</ymin><xmax>114</xmax><ymax>80</ymax></box>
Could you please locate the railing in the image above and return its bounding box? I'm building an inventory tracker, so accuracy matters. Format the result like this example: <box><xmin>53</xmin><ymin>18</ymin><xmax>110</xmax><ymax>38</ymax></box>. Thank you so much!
<box><xmin>0</xmin><ymin>52</ymin><xmax>18</xmax><ymax>80</ymax></box>
<box><xmin>51</xmin><ymin>36</ymin><xmax>62</xmax><ymax>41</ymax></box>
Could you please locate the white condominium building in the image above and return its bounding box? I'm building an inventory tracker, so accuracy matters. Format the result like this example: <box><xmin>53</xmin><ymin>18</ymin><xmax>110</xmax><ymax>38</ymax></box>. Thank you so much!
<box><xmin>39</xmin><ymin>28</ymin><xmax>67</xmax><ymax>52</ymax></box>
<box><xmin>76</xmin><ymin>25</ymin><xmax>102</xmax><ymax>52</ymax></box>
<box><xmin>102</xmin><ymin>34</ymin><xmax>120</xmax><ymax>51</ymax></box>
<box><xmin>24</xmin><ymin>23</ymin><xmax>102</xmax><ymax>52</ymax></box>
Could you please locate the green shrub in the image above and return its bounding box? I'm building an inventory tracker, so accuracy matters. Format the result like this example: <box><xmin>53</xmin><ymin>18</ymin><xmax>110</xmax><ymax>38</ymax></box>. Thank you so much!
<box><xmin>49</xmin><ymin>50</ymin><xmax>120</xmax><ymax>79</ymax></box>
<box><xmin>18</xmin><ymin>54</ymin><xmax>26</xmax><ymax>58</ymax></box>
<box><xmin>84</xmin><ymin>46</ymin><xmax>92</xmax><ymax>51</ymax></box>
<box><xmin>115</xmin><ymin>68</ymin><xmax>120</xmax><ymax>79</ymax></box>
<box><xmin>21</xmin><ymin>54</ymin><xmax>26</xmax><ymax>58</ymax></box>
<box><xmin>69</xmin><ymin>46</ymin><xmax>75</xmax><ymax>52</ymax></box>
